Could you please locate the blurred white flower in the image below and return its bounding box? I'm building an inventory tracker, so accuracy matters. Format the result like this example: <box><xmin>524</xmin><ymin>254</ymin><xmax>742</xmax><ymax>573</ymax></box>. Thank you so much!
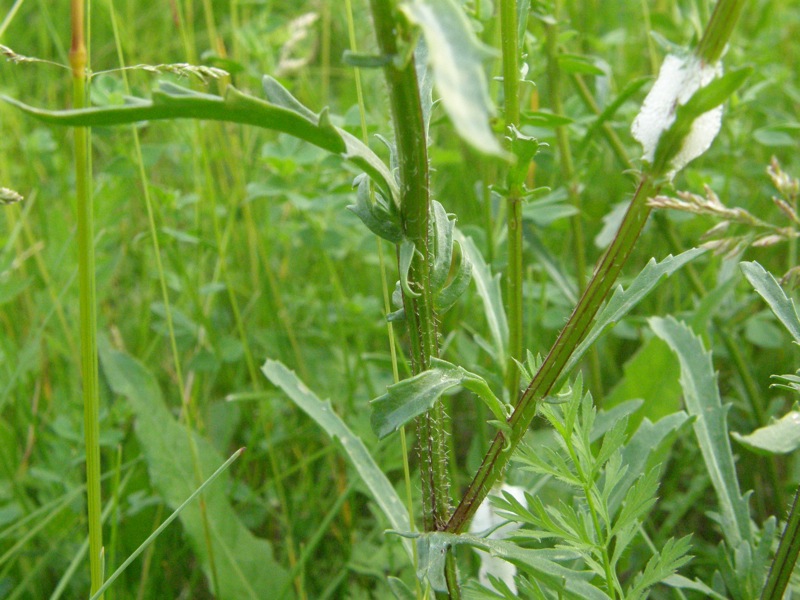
<box><xmin>632</xmin><ymin>53</ymin><xmax>722</xmax><ymax>178</ymax></box>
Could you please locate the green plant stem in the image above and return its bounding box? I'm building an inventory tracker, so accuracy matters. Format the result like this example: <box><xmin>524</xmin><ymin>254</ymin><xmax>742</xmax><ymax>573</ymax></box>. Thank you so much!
<box><xmin>344</xmin><ymin>0</ymin><xmax>420</xmax><ymax>589</ymax></box>
<box><xmin>500</xmin><ymin>0</ymin><xmax>523</xmax><ymax>400</ymax></box>
<box><xmin>696</xmin><ymin>0</ymin><xmax>746</xmax><ymax>63</ymax></box>
<box><xmin>70</xmin><ymin>0</ymin><xmax>103</xmax><ymax>595</ymax></box>
<box><xmin>448</xmin><ymin>174</ymin><xmax>660</xmax><ymax>533</ymax></box>
<box><xmin>368</xmin><ymin>1</ymin><xmax>457</xmax><ymax>595</ymax></box>
<box><xmin>761</xmin><ymin>484</ymin><xmax>800</xmax><ymax>600</ymax></box>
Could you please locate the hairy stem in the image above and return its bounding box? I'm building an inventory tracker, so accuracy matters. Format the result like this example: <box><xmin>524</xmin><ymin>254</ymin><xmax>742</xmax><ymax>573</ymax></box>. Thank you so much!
<box><xmin>368</xmin><ymin>2</ymin><xmax>459</xmax><ymax>594</ymax></box>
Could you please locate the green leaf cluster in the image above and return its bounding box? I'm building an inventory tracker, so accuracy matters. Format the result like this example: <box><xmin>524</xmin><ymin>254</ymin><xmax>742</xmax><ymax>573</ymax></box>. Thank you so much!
<box><xmin>485</xmin><ymin>381</ymin><xmax>693</xmax><ymax>599</ymax></box>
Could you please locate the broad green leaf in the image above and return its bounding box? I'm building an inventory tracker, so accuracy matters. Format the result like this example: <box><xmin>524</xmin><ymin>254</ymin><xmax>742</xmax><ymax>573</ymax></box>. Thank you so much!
<box><xmin>401</xmin><ymin>0</ymin><xmax>507</xmax><ymax>158</ymax></box>
<box><xmin>564</xmin><ymin>248</ymin><xmax>706</xmax><ymax>376</ymax></box>
<box><xmin>732</xmin><ymin>412</ymin><xmax>800</xmax><ymax>455</ymax></box>
<box><xmin>261</xmin><ymin>359</ymin><xmax>412</xmax><ymax>558</ymax></box>
<box><xmin>455</xmin><ymin>230</ymin><xmax>508</xmax><ymax>371</ymax></box>
<box><xmin>412</xmin><ymin>531</ymin><xmax>611</xmax><ymax>598</ymax></box>
<box><xmin>603</xmin><ymin>337</ymin><xmax>682</xmax><ymax>426</ymax></box>
<box><xmin>740</xmin><ymin>261</ymin><xmax>800</xmax><ymax>344</ymax></box>
<box><xmin>370</xmin><ymin>358</ymin><xmax>507</xmax><ymax>439</ymax></box>
<box><xmin>99</xmin><ymin>344</ymin><xmax>289</xmax><ymax>599</ymax></box>
<box><xmin>3</xmin><ymin>79</ymin><xmax>400</xmax><ymax>206</ymax></box>
<box><xmin>650</xmin><ymin>316</ymin><xmax>752</xmax><ymax>548</ymax></box>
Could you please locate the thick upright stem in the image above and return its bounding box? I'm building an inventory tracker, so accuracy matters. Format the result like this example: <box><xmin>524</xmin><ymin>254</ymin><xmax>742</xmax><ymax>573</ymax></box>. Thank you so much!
<box><xmin>368</xmin><ymin>3</ymin><xmax>459</xmax><ymax>594</ymax></box>
<box><xmin>71</xmin><ymin>0</ymin><xmax>104</xmax><ymax>595</ymax></box>
<box><xmin>500</xmin><ymin>0</ymin><xmax>523</xmax><ymax>400</ymax></box>
<box><xmin>368</xmin><ymin>0</ymin><xmax>450</xmax><ymax>532</ymax></box>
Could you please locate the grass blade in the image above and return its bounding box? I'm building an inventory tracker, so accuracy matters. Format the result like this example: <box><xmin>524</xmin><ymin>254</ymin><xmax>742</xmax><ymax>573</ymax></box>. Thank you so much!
<box><xmin>262</xmin><ymin>359</ymin><xmax>413</xmax><ymax>558</ymax></box>
<box><xmin>89</xmin><ymin>449</ymin><xmax>245</xmax><ymax>600</ymax></box>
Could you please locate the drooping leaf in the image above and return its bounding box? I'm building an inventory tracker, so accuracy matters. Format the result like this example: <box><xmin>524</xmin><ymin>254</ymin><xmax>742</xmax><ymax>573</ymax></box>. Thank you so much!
<box><xmin>401</xmin><ymin>0</ymin><xmax>507</xmax><ymax>158</ymax></box>
<box><xmin>455</xmin><ymin>230</ymin><xmax>509</xmax><ymax>371</ymax></box>
<box><xmin>398</xmin><ymin>239</ymin><xmax>421</xmax><ymax>298</ymax></box>
<box><xmin>564</xmin><ymin>248</ymin><xmax>706</xmax><ymax>376</ymax></box>
<box><xmin>99</xmin><ymin>343</ymin><xmax>289</xmax><ymax>599</ymax></box>
<box><xmin>740</xmin><ymin>261</ymin><xmax>800</xmax><ymax>344</ymax></box>
<box><xmin>430</xmin><ymin>200</ymin><xmax>455</xmax><ymax>292</ymax></box>
<box><xmin>434</xmin><ymin>240</ymin><xmax>473</xmax><ymax>313</ymax></box>
<box><xmin>370</xmin><ymin>358</ymin><xmax>507</xmax><ymax>439</ymax></box>
<box><xmin>3</xmin><ymin>79</ymin><xmax>400</xmax><ymax>206</ymax></box>
<box><xmin>346</xmin><ymin>175</ymin><xmax>404</xmax><ymax>243</ymax></box>
<box><xmin>663</xmin><ymin>574</ymin><xmax>730</xmax><ymax>599</ymax></box>
<box><xmin>650</xmin><ymin>316</ymin><xmax>752</xmax><ymax>548</ymax></box>
<box><xmin>261</xmin><ymin>359</ymin><xmax>413</xmax><ymax>558</ymax></box>
<box><xmin>412</xmin><ymin>531</ymin><xmax>611</xmax><ymax>598</ymax></box>
<box><xmin>731</xmin><ymin>412</ymin><xmax>800</xmax><ymax>455</ymax></box>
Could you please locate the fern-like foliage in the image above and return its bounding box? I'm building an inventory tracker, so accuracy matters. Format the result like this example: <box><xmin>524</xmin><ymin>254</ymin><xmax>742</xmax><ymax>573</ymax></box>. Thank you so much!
<box><xmin>475</xmin><ymin>379</ymin><xmax>692</xmax><ymax>599</ymax></box>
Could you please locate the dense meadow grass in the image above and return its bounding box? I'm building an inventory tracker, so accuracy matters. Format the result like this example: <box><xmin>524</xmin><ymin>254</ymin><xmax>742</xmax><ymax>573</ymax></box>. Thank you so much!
<box><xmin>1</xmin><ymin>0</ymin><xmax>799</xmax><ymax>598</ymax></box>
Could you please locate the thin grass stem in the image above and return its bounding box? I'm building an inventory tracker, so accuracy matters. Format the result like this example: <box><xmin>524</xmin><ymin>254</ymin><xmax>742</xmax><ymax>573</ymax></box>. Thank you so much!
<box><xmin>70</xmin><ymin>0</ymin><xmax>104</xmax><ymax>594</ymax></box>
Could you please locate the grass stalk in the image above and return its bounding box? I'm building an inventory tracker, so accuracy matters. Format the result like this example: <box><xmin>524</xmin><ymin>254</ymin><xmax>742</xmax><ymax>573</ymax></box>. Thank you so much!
<box><xmin>69</xmin><ymin>0</ymin><xmax>104</xmax><ymax>594</ymax></box>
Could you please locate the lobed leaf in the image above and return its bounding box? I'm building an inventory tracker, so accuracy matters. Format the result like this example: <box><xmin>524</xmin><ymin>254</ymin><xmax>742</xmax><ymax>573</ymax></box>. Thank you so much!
<box><xmin>413</xmin><ymin>531</ymin><xmax>611</xmax><ymax>598</ymax></box>
<box><xmin>563</xmin><ymin>248</ymin><xmax>706</xmax><ymax>377</ymax></box>
<box><xmin>650</xmin><ymin>316</ymin><xmax>752</xmax><ymax>548</ymax></box>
